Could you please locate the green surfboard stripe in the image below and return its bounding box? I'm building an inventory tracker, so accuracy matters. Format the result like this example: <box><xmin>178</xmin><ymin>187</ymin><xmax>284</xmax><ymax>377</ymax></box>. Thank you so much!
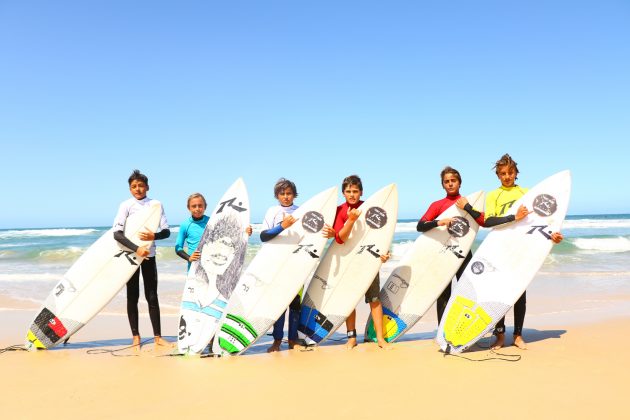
<box><xmin>218</xmin><ymin>337</ymin><xmax>240</xmax><ymax>354</ymax></box>
<box><xmin>225</xmin><ymin>313</ymin><xmax>257</xmax><ymax>338</ymax></box>
<box><xmin>221</xmin><ymin>324</ymin><xmax>251</xmax><ymax>348</ymax></box>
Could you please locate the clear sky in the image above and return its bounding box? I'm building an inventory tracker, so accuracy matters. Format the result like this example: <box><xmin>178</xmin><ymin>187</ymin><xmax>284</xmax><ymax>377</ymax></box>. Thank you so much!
<box><xmin>1</xmin><ymin>1</ymin><xmax>628</xmax><ymax>229</ymax></box>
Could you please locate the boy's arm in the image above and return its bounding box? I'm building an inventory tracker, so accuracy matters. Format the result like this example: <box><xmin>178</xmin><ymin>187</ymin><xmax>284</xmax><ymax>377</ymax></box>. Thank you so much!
<box><xmin>113</xmin><ymin>230</ymin><xmax>139</xmax><ymax>253</ymax></box>
<box><xmin>175</xmin><ymin>225</ymin><xmax>190</xmax><ymax>261</ymax></box>
<box><xmin>260</xmin><ymin>224</ymin><xmax>284</xmax><ymax>242</ymax></box>
<box><xmin>335</xmin><ymin>208</ymin><xmax>360</xmax><ymax>243</ymax></box>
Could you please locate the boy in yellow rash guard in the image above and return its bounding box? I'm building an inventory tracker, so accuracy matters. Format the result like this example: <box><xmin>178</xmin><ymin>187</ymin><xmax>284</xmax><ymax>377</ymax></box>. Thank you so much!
<box><xmin>484</xmin><ymin>154</ymin><xmax>563</xmax><ymax>350</ymax></box>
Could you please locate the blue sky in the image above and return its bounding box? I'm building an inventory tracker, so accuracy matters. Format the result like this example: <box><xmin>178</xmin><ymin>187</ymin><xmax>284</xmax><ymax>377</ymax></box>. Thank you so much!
<box><xmin>1</xmin><ymin>1</ymin><xmax>628</xmax><ymax>228</ymax></box>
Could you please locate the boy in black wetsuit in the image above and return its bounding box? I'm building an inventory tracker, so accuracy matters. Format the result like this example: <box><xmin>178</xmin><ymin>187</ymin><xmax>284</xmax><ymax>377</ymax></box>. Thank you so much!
<box><xmin>113</xmin><ymin>169</ymin><xmax>171</xmax><ymax>349</ymax></box>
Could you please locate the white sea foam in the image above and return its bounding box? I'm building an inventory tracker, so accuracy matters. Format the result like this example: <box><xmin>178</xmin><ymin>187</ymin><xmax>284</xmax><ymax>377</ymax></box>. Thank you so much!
<box><xmin>563</xmin><ymin>218</ymin><xmax>630</xmax><ymax>230</ymax></box>
<box><xmin>0</xmin><ymin>273</ymin><xmax>62</xmax><ymax>282</ymax></box>
<box><xmin>0</xmin><ymin>228</ymin><xmax>98</xmax><ymax>239</ymax></box>
<box><xmin>572</xmin><ymin>237</ymin><xmax>630</xmax><ymax>253</ymax></box>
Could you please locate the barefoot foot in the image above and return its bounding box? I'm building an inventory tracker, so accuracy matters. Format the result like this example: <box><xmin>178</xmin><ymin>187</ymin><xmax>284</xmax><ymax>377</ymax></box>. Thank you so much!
<box><xmin>346</xmin><ymin>337</ymin><xmax>357</xmax><ymax>350</ymax></box>
<box><xmin>132</xmin><ymin>335</ymin><xmax>141</xmax><ymax>351</ymax></box>
<box><xmin>267</xmin><ymin>340</ymin><xmax>282</xmax><ymax>353</ymax></box>
<box><xmin>154</xmin><ymin>336</ymin><xmax>174</xmax><ymax>348</ymax></box>
<box><xmin>513</xmin><ymin>335</ymin><xmax>528</xmax><ymax>350</ymax></box>
<box><xmin>491</xmin><ymin>333</ymin><xmax>505</xmax><ymax>350</ymax></box>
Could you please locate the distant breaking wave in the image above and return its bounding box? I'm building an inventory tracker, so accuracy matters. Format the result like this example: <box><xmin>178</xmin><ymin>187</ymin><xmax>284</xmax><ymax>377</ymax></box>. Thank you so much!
<box><xmin>0</xmin><ymin>228</ymin><xmax>99</xmax><ymax>239</ymax></box>
<box><xmin>572</xmin><ymin>236</ymin><xmax>630</xmax><ymax>253</ymax></box>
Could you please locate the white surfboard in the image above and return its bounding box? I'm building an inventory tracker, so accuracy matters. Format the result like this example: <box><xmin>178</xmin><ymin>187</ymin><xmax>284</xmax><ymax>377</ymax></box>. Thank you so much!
<box><xmin>177</xmin><ymin>178</ymin><xmax>250</xmax><ymax>355</ymax></box>
<box><xmin>213</xmin><ymin>187</ymin><xmax>338</xmax><ymax>355</ymax></box>
<box><xmin>436</xmin><ymin>170</ymin><xmax>571</xmax><ymax>353</ymax></box>
<box><xmin>26</xmin><ymin>202</ymin><xmax>163</xmax><ymax>350</ymax></box>
<box><xmin>365</xmin><ymin>191</ymin><xmax>485</xmax><ymax>343</ymax></box>
<box><xmin>298</xmin><ymin>184</ymin><xmax>398</xmax><ymax>344</ymax></box>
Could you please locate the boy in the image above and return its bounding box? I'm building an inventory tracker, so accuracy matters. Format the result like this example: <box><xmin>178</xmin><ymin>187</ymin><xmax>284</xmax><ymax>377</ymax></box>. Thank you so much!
<box><xmin>484</xmin><ymin>154</ymin><xmax>563</xmax><ymax>349</ymax></box>
<box><xmin>322</xmin><ymin>175</ymin><xmax>391</xmax><ymax>349</ymax></box>
<box><xmin>260</xmin><ymin>178</ymin><xmax>300</xmax><ymax>352</ymax></box>
<box><xmin>113</xmin><ymin>169</ymin><xmax>171</xmax><ymax>349</ymax></box>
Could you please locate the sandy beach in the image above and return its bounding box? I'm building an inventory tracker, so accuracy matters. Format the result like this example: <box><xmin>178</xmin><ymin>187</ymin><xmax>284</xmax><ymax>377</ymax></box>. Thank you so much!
<box><xmin>2</xmin><ymin>292</ymin><xmax>629</xmax><ymax>420</ymax></box>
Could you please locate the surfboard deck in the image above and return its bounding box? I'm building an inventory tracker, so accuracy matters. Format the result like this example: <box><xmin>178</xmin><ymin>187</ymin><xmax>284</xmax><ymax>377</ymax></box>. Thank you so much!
<box><xmin>365</xmin><ymin>191</ymin><xmax>485</xmax><ymax>343</ymax></box>
<box><xmin>298</xmin><ymin>184</ymin><xmax>398</xmax><ymax>345</ymax></box>
<box><xmin>213</xmin><ymin>187</ymin><xmax>338</xmax><ymax>355</ymax></box>
<box><xmin>436</xmin><ymin>170</ymin><xmax>571</xmax><ymax>353</ymax></box>
<box><xmin>177</xmin><ymin>178</ymin><xmax>250</xmax><ymax>355</ymax></box>
<box><xmin>25</xmin><ymin>202</ymin><xmax>163</xmax><ymax>350</ymax></box>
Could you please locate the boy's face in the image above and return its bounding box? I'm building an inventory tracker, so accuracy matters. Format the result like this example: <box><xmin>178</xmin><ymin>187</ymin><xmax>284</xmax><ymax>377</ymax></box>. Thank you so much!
<box><xmin>442</xmin><ymin>173</ymin><xmax>461</xmax><ymax>196</ymax></box>
<box><xmin>188</xmin><ymin>197</ymin><xmax>206</xmax><ymax>219</ymax></box>
<box><xmin>496</xmin><ymin>165</ymin><xmax>517</xmax><ymax>188</ymax></box>
<box><xmin>129</xmin><ymin>180</ymin><xmax>148</xmax><ymax>200</ymax></box>
<box><xmin>277</xmin><ymin>187</ymin><xmax>295</xmax><ymax>207</ymax></box>
<box><xmin>343</xmin><ymin>184</ymin><xmax>362</xmax><ymax>206</ymax></box>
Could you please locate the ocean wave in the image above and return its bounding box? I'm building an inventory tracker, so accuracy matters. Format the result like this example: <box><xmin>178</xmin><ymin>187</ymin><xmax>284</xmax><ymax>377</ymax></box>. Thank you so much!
<box><xmin>0</xmin><ymin>228</ymin><xmax>99</xmax><ymax>239</ymax></box>
<box><xmin>0</xmin><ymin>273</ymin><xmax>62</xmax><ymax>282</ymax></box>
<box><xmin>563</xmin><ymin>219</ymin><xmax>630</xmax><ymax>230</ymax></box>
<box><xmin>571</xmin><ymin>236</ymin><xmax>630</xmax><ymax>253</ymax></box>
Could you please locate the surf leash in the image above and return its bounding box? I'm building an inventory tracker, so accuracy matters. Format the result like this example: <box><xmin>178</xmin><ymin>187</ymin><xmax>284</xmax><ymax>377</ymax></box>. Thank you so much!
<box><xmin>86</xmin><ymin>338</ymin><xmax>153</xmax><ymax>357</ymax></box>
<box><xmin>0</xmin><ymin>344</ymin><xmax>28</xmax><ymax>354</ymax></box>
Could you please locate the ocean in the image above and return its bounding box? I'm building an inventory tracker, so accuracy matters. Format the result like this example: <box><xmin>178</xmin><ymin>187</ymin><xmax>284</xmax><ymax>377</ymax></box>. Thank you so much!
<box><xmin>2</xmin><ymin>214</ymin><xmax>630</xmax><ymax>317</ymax></box>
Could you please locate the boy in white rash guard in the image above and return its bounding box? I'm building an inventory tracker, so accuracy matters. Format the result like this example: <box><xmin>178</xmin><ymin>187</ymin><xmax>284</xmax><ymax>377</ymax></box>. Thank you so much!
<box><xmin>260</xmin><ymin>178</ymin><xmax>301</xmax><ymax>352</ymax></box>
<box><xmin>113</xmin><ymin>169</ymin><xmax>171</xmax><ymax>350</ymax></box>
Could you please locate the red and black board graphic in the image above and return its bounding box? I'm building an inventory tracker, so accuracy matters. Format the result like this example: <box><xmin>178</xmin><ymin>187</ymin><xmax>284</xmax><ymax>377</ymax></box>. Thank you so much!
<box><xmin>34</xmin><ymin>308</ymin><xmax>68</xmax><ymax>344</ymax></box>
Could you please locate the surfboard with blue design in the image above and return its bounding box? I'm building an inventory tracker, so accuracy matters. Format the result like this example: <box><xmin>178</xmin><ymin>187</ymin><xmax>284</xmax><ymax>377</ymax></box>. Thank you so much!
<box><xmin>177</xmin><ymin>178</ymin><xmax>250</xmax><ymax>355</ymax></box>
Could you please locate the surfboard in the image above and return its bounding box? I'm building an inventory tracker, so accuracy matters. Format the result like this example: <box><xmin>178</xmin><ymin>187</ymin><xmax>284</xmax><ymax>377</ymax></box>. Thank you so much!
<box><xmin>436</xmin><ymin>170</ymin><xmax>571</xmax><ymax>353</ymax></box>
<box><xmin>212</xmin><ymin>186</ymin><xmax>338</xmax><ymax>355</ymax></box>
<box><xmin>177</xmin><ymin>178</ymin><xmax>250</xmax><ymax>355</ymax></box>
<box><xmin>25</xmin><ymin>202</ymin><xmax>163</xmax><ymax>350</ymax></box>
<box><xmin>365</xmin><ymin>191</ymin><xmax>485</xmax><ymax>343</ymax></box>
<box><xmin>298</xmin><ymin>184</ymin><xmax>398</xmax><ymax>344</ymax></box>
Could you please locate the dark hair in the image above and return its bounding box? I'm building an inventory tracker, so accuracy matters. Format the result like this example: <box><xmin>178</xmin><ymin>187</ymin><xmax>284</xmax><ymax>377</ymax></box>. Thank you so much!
<box><xmin>187</xmin><ymin>193</ymin><xmax>207</xmax><ymax>208</ymax></box>
<box><xmin>273</xmin><ymin>178</ymin><xmax>298</xmax><ymax>198</ymax></box>
<box><xmin>440</xmin><ymin>166</ymin><xmax>462</xmax><ymax>184</ymax></box>
<box><xmin>493</xmin><ymin>153</ymin><xmax>519</xmax><ymax>177</ymax></box>
<box><xmin>342</xmin><ymin>174</ymin><xmax>363</xmax><ymax>192</ymax></box>
<box><xmin>195</xmin><ymin>214</ymin><xmax>247</xmax><ymax>298</ymax></box>
<box><xmin>128</xmin><ymin>169</ymin><xmax>148</xmax><ymax>186</ymax></box>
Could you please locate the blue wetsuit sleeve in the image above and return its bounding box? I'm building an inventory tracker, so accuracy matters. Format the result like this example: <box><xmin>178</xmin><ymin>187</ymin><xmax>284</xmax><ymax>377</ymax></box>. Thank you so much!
<box><xmin>260</xmin><ymin>224</ymin><xmax>284</xmax><ymax>242</ymax></box>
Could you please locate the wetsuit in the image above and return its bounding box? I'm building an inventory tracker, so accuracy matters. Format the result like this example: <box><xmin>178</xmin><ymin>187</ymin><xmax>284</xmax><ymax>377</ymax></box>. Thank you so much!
<box><xmin>175</xmin><ymin>215</ymin><xmax>210</xmax><ymax>270</ymax></box>
<box><xmin>484</xmin><ymin>185</ymin><xmax>528</xmax><ymax>336</ymax></box>
<box><xmin>416</xmin><ymin>194</ymin><xmax>484</xmax><ymax>323</ymax></box>
<box><xmin>261</xmin><ymin>203</ymin><xmax>300</xmax><ymax>342</ymax></box>
<box><xmin>113</xmin><ymin>197</ymin><xmax>170</xmax><ymax>337</ymax></box>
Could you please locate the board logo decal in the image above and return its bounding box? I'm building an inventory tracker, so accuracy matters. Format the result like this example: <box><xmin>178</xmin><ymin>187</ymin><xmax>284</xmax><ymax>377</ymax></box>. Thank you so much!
<box><xmin>178</xmin><ymin>316</ymin><xmax>188</xmax><ymax>340</ymax></box>
<box><xmin>114</xmin><ymin>250</ymin><xmax>138</xmax><ymax>266</ymax></box>
<box><xmin>532</xmin><ymin>194</ymin><xmax>558</xmax><ymax>217</ymax></box>
<box><xmin>447</xmin><ymin>216</ymin><xmax>470</xmax><ymax>238</ymax></box>
<box><xmin>302</xmin><ymin>211</ymin><xmax>325</xmax><ymax>233</ymax></box>
<box><xmin>365</xmin><ymin>207</ymin><xmax>387</xmax><ymax>229</ymax></box>
<box><xmin>54</xmin><ymin>284</ymin><xmax>65</xmax><ymax>297</ymax></box>
<box><xmin>314</xmin><ymin>274</ymin><xmax>330</xmax><ymax>289</ymax></box>
<box><xmin>216</xmin><ymin>197</ymin><xmax>247</xmax><ymax>214</ymax></box>
<box><xmin>526</xmin><ymin>225</ymin><xmax>553</xmax><ymax>240</ymax></box>
<box><xmin>358</xmin><ymin>244</ymin><xmax>381</xmax><ymax>258</ymax></box>
<box><xmin>387</xmin><ymin>273</ymin><xmax>409</xmax><ymax>294</ymax></box>
<box><xmin>471</xmin><ymin>261</ymin><xmax>485</xmax><ymax>275</ymax></box>
<box><xmin>443</xmin><ymin>244</ymin><xmax>466</xmax><ymax>259</ymax></box>
<box><xmin>293</xmin><ymin>244</ymin><xmax>320</xmax><ymax>258</ymax></box>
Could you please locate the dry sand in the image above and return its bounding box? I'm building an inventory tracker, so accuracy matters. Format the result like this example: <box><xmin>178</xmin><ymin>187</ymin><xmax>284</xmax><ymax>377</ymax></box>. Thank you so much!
<box><xmin>1</xmin><ymin>302</ymin><xmax>629</xmax><ymax>420</ymax></box>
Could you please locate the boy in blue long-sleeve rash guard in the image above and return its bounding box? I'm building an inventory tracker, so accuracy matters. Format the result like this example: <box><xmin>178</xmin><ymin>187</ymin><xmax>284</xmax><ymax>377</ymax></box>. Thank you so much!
<box><xmin>262</xmin><ymin>178</ymin><xmax>301</xmax><ymax>352</ymax></box>
<box><xmin>175</xmin><ymin>193</ymin><xmax>209</xmax><ymax>270</ymax></box>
